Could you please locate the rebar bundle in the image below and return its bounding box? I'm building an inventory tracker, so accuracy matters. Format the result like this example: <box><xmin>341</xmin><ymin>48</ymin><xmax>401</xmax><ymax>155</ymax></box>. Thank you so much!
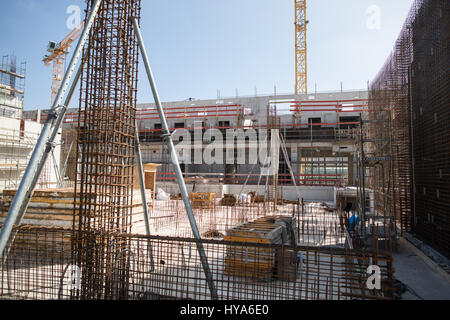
<box><xmin>72</xmin><ymin>0</ymin><xmax>141</xmax><ymax>298</ymax></box>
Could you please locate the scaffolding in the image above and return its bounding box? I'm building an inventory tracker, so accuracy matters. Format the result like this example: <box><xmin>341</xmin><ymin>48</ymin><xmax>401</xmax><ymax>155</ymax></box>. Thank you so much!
<box><xmin>0</xmin><ymin>56</ymin><xmax>59</xmax><ymax>191</ymax></box>
<box><xmin>132</xmin><ymin>97</ymin><xmax>366</xmax><ymax>189</ymax></box>
<box><xmin>355</xmin><ymin>112</ymin><xmax>397</xmax><ymax>249</ymax></box>
<box><xmin>0</xmin><ymin>127</ymin><xmax>56</xmax><ymax>191</ymax></box>
<box><xmin>0</xmin><ymin>55</ymin><xmax>26</xmax><ymax>119</ymax></box>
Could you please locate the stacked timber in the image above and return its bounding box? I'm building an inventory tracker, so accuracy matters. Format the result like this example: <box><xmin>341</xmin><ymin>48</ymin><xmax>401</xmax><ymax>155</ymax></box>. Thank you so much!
<box><xmin>224</xmin><ymin>216</ymin><xmax>298</xmax><ymax>281</ymax></box>
<box><xmin>0</xmin><ymin>189</ymin><xmax>88</xmax><ymax>228</ymax></box>
<box><xmin>0</xmin><ymin>189</ymin><xmax>150</xmax><ymax>235</ymax></box>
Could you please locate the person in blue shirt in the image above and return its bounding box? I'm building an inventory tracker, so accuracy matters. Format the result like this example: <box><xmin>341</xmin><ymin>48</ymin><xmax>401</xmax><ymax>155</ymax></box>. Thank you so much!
<box><xmin>348</xmin><ymin>211</ymin><xmax>360</xmax><ymax>232</ymax></box>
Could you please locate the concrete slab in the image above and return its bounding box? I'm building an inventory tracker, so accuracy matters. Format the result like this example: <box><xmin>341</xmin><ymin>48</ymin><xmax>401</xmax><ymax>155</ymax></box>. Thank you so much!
<box><xmin>393</xmin><ymin>240</ymin><xmax>450</xmax><ymax>300</ymax></box>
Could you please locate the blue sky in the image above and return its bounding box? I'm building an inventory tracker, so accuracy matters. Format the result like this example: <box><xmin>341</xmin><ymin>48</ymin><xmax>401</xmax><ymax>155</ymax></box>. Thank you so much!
<box><xmin>0</xmin><ymin>0</ymin><xmax>413</xmax><ymax>110</ymax></box>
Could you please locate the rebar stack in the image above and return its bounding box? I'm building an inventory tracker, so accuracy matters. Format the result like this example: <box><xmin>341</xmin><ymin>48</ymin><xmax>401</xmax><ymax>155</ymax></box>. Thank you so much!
<box><xmin>72</xmin><ymin>0</ymin><xmax>141</xmax><ymax>298</ymax></box>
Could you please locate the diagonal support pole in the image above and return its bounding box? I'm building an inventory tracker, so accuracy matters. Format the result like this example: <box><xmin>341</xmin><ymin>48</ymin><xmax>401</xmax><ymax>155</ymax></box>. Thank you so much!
<box><xmin>135</xmin><ymin>124</ymin><xmax>152</xmax><ymax>237</ymax></box>
<box><xmin>0</xmin><ymin>0</ymin><xmax>103</xmax><ymax>259</ymax></box>
<box><xmin>134</xmin><ymin>123</ymin><xmax>155</xmax><ymax>271</ymax></box>
<box><xmin>130</xmin><ymin>16</ymin><xmax>218</xmax><ymax>300</ymax></box>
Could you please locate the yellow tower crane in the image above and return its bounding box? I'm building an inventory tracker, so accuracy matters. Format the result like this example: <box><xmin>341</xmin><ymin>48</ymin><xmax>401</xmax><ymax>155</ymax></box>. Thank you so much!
<box><xmin>43</xmin><ymin>21</ymin><xmax>85</xmax><ymax>105</ymax></box>
<box><xmin>295</xmin><ymin>0</ymin><xmax>308</xmax><ymax>95</ymax></box>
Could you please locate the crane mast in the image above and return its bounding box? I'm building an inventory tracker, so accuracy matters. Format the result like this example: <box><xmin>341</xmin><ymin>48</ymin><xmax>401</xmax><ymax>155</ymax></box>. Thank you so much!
<box><xmin>295</xmin><ymin>0</ymin><xmax>307</xmax><ymax>95</ymax></box>
<box><xmin>43</xmin><ymin>21</ymin><xmax>85</xmax><ymax>105</ymax></box>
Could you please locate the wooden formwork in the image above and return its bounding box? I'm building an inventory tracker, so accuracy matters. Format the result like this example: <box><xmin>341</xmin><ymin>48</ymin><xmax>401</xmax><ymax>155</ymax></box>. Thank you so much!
<box><xmin>224</xmin><ymin>216</ymin><xmax>298</xmax><ymax>281</ymax></box>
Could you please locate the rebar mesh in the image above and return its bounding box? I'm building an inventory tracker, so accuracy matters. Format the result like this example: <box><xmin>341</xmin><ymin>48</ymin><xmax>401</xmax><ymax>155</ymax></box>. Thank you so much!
<box><xmin>368</xmin><ymin>0</ymin><xmax>449</xmax><ymax>257</ymax></box>
<box><xmin>409</xmin><ymin>0</ymin><xmax>449</xmax><ymax>257</ymax></box>
<box><xmin>72</xmin><ymin>0</ymin><xmax>141</xmax><ymax>299</ymax></box>
<box><xmin>0</xmin><ymin>226</ymin><xmax>394</xmax><ymax>300</ymax></box>
<box><xmin>369</xmin><ymin>1</ymin><xmax>417</xmax><ymax>234</ymax></box>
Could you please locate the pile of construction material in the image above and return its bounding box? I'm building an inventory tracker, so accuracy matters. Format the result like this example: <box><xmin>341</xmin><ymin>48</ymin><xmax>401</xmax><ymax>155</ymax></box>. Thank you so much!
<box><xmin>0</xmin><ymin>189</ymin><xmax>85</xmax><ymax>228</ymax></box>
<box><xmin>0</xmin><ymin>188</ymin><xmax>149</xmax><ymax>235</ymax></box>
<box><xmin>249</xmin><ymin>192</ymin><xmax>265</xmax><ymax>203</ymax></box>
<box><xmin>219</xmin><ymin>194</ymin><xmax>236</xmax><ymax>206</ymax></box>
<box><xmin>224</xmin><ymin>216</ymin><xmax>298</xmax><ymax>281</ymax></box>
<box><xmin>189</xmin><ymin>192</ymin><xmax>216</xmax><ymax>209</ymax></box>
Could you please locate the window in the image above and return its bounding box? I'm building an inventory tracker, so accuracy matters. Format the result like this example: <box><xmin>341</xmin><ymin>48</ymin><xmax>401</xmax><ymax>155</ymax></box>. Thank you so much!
<box><xmin>308</xmin><ymin>118</ymin><xmax>321</xmax><ymax>128</ymax></box>
<box><xmin>174</xmin><ymin>122</ymin><xmax>185</xmax><ymax>129</ymax></box>
<box><xmin>154</xmin><ymin>123</ymin><xmax>162</xmax><ymax>130</ymax></box>
<box><xmin>218</xmin><ymin>121</ymin><xmax>230</xmax><ymax>128</ymax></box>
<box><xmin>339</xmin><ymin>116</ymin><xmax>359</xmax><ymax>129</ymax></box>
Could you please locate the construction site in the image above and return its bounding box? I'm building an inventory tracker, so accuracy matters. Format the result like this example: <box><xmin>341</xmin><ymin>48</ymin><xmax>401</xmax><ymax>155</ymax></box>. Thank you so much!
<box><xmin>0</xmin><ymin>0</ymin><xmax>449</xmax><ymax>301</ymax></box>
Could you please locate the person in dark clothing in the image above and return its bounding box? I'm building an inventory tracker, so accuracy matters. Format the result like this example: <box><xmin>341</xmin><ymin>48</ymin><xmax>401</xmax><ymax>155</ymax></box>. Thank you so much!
<box><xmin>344</xmin><ymin>202</ymin><xmax>353</xmax><ymax>214</ymax></box>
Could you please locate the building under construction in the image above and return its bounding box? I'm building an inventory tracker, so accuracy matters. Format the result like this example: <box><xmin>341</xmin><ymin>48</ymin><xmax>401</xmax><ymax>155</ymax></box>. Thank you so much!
<box><xmin>0</xmin><ymin>0</ymin><xmax>449</xmax><ymax>301</ymax></box>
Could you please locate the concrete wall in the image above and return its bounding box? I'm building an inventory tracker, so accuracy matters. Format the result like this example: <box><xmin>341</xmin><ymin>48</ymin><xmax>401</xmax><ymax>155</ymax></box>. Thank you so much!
<box><xmin>225</xmin><ymin>184</ymin><xmax>334</xmax><ymax>203</ymax></box>
<box><xmin>157</xmin><ymin>182</ymin><xmax>334</xmax><ymax>203</ymax></box>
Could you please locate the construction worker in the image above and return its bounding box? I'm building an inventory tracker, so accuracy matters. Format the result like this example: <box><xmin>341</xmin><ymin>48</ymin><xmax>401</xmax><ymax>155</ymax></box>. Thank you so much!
<box><xmin>348</xmin><ymin>211</ymin><xmax>360</xmax><ymax>232</ymax></box>
<box><xmin>296</xmin><ymin>251</ymin><xmax>304</xmax><ymax>269</ymax></box>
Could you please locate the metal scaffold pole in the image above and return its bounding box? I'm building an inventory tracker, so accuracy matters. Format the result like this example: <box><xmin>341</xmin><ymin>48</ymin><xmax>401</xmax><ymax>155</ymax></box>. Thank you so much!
<box><xmin>130</xmin><ymin>16</ymin><xmax>218</xmax><ymax>300</ymax></box>
<box><xmin>134</xmin><ymin>122</ymin><xmax>155</xmax><ymax>271</ymax></box>
<box><xmin>135</xmin><ymin>124</ymin><xmax>151</xmax><ymax>237</ymax></box>
<box><xmin>0</xmin><ymin>0</ymin><xmax>103</xmax><ymax>259</ymax></box>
